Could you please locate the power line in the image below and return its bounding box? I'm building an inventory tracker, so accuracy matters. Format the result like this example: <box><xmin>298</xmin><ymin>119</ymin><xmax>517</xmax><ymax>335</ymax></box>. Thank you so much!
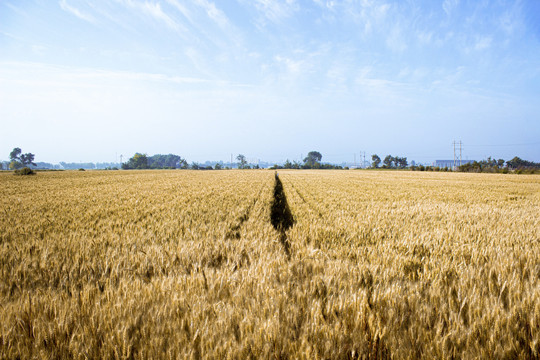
<box><xmin>466</xmin><ymin>141</ymin><xmax>540</xmax><ymax>147</ymax></box>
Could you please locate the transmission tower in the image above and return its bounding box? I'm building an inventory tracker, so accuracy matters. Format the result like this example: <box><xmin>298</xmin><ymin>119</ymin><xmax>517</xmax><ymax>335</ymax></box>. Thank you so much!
<box><xmin>459</xmin><ymin>141</ymin><xmax>462</xmax><ymax>167</ymax></box>
<box><xmin>453</xmin><ymin>140</ymin><xmax>463</xmax><ymax>170</ymax></box>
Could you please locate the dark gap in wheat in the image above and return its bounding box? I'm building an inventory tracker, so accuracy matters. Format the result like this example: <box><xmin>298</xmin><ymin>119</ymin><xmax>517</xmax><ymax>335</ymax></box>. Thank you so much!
<box><xmin>270</xmin><ymin>172</ymin><xmax>295</xmax><ymax>256</ymax></box>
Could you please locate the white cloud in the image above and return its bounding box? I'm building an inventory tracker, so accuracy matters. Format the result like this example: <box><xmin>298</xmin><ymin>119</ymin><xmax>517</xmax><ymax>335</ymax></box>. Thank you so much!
<box><xmin>417</xmin><ymin>31</ymin><xmax>433</xmax><ymax>45</ymax></box>
<box><xmin>474</xmin><ymin>36</ymin><xmax>492</xmax><ymax>51</ymax></box>
<box><xmin>442</xmin><ymin>0</ymin><xmax>459</xmax><ymax>16</ymax></box>
<box><xmin>398</xmin><ymin>67</ymin><xmax>411</xmax><ymax>78</ymax></box>
<box><xmin>344</xmin><ymin>2</ymin><xmax>391</xmax><ymax>36</ymax></box>
<box><xmin>386</xmin><ymin>24</ymin><xmax>407</xmax><ymax>52</ymax></box>
<box><xmin>165</xmin><ymin>0</ymin><xmax>244</xmax><ymax>54</ymax></box>
<box><xmin>274</xmin><ymin>55</ymin><xmax>305</xmax><ymax>75</ymax></box>
<box><xmin>31</xmin><ymin>45</ymin><xmax>47</xmax><ymax>55</ymax></box>
<box><xmin>165</xmin><ymin>0</ymin><xmax>194</xmax><ymax>23</ymax></box>
<box><xmin>141</xmin><ymin>1</ymin><xmax>182</xmax><ymax>31</ymax></box>
<box><xmin>498</xmin><ymin>5</ymin><xmax>523</xmax><ymax>37</ymax></box>
<box><xmin>251</xmin><ymin>0</ymin><xmax>299</xmax><ymax>23</ymax></box>
<box><xmin>0</xmin><ymin>61</ymin><xmax>212</xmax><ymax>89</ymax></box>
<box><xmin>59</xmin><ymin>0</ymin><xmax>95</xmax><ymax>23</ymax></box>
<box><xmin>114</xmin><ymin>0</ymin><xmax>185</xmax><ymax>33</ymax></box>
<box><xmin>193</xmin><ymin>0</ymin><xmax>231</xmax><ymax>29</ymax></box>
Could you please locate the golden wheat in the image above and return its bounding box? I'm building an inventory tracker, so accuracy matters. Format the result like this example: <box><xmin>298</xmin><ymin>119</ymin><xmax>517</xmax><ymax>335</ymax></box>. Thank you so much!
<box><xmin>0</xmin><ymin>169</ymin><xmax>538</xmax><ymax>358</ymax></box>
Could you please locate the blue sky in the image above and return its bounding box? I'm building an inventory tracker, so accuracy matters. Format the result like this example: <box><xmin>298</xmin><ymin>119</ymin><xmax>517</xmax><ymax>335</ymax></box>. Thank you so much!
<box><xmin>1</xmin><ymin>0</ymin><xmax>539</xmax><ymax>164</ymax></box>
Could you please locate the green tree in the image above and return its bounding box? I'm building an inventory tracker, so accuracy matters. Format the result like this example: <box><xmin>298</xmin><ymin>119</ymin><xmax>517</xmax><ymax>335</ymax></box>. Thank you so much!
<box><xmin>284</xmin><ymin>159</ymin><xmax>293</xmax><ymax>169</ymax></box>
<box><xmin>395</xmin><ymin>156</ymin><xmax>408</xmax><ymax>168</ymax></box>
<box><xmin>122</xmin><ymin>153</ymin><xmax>149</xmax><ymax>169</ymax></box>
<box><xmin>20</xmin><ymin>153</ymin><xmax>35</xmax><ymax>166</ymax></box>
<box><xmin>10</xmin><ymin>148</ymin><xmax>22</xmax><ymax>162</ymax></box>
<box><xmin>303</xmin><ymin>151</ymin><xmax>322</xmax><ymax>168</ymax></box>
<box><xmin>505</xmin><ymin>156</ymin><xmax>539</xmax><ymax>170</ymax></box>
<box><xmin>371</xmin><ymin>154</ymin><xmax>381</xmax><ymax>168</ymax></box>
<box><xmin>383</xmin><ymin>155</ymin><xmax>393</xmax><ymax>168</ymax></box>
<box><xmin>9</xmin><ymin>147</ymin><xmax>35</xmax><ymax>169</ymax></box>
<box><xmin>147</xmin><ymin>154</ymin><xmax>186</xmax><ymax>169</ymax></box>
<box><xmin>237</xmin><ymin>154</ymin><xmax>247</xmax><ymax>169</ymax></box>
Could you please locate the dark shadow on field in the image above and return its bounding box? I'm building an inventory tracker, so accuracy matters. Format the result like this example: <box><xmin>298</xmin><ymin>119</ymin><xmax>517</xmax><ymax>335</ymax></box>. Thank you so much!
<box><xmin>270</xmin><ymin>172</ymin><xmax>295</xmax><ymax>256</ymax></box>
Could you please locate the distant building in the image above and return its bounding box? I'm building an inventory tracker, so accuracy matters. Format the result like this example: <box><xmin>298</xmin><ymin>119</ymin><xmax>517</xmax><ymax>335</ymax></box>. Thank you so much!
<box><xmin>434</xmin><ymin>160</ymin><xmax>475</xmax><ymax>168</ymax></box>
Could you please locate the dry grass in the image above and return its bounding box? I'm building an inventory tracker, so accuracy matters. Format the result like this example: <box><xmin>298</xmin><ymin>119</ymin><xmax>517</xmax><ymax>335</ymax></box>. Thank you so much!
<box><xmin>1</xmin><ymin>169</ymin><xmax>539</xmax><ymax>359</ymax></box>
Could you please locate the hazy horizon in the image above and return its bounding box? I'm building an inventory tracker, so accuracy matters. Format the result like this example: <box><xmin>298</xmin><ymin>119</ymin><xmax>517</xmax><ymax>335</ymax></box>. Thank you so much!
<box><xmin>1</xmin><ymin>0</ymin><xmax>540</xmax><ymax>164</ymax></box>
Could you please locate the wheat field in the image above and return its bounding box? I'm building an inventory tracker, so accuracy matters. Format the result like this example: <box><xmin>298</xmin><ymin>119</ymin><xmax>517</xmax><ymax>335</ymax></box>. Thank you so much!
<box><xmin>1</xmin><ymin>170</ymin><xmax>539</xmax><ymax>359</ymax></box>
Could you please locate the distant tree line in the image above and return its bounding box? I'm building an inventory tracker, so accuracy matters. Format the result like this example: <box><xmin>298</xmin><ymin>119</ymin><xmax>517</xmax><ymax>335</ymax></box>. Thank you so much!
<box><xmin>4</xmin><ymin>147</ymin><xmax>539</xmax><ymax>174</ymax></box>
<box><xmin>370</xmin><ymin>154</ymin><xmax>408</xmax><ymax>169</ymax></box>
<box><xmin>457</xmin><ymin>156</ymin><xmax>540</xmax><ymax>174</ymax></box>
<box><xmin>122</xmin><ymin>153</ymin><xmax>188</xmax><ymax>169</ymax></box>
<box><xmin>122</xmin><ymin>153</ymin><xmax>265</xmax><ymax>170</ymax></box>
<box><xmin>506</xmin><ymin>156</ymin><xmax>540</xmax><ymax>171</ymax></box>
<box><xmin>368</xmin><ymin>154</ymin><xmax>540</xmax><ymax>174</ymax></box>
<box><xmin>410</xmin><ymin>165</ymin><xmax>451</xmax><ymax>172</ymax></box>
<box><xmin>272</xmin><ymin>151</ymin><xmax>344</xmax><ymax>170</ymax></box>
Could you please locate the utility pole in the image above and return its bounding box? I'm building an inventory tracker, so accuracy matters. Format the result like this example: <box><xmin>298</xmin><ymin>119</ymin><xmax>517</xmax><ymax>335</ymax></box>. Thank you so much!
<box><xmin>354</xmin><ymin>153</ymin><xmax>356</xmax><ymax>167</ymax></box>
<box><xmin>230</xmin><ymin>154</ymin><xmax>233</xmax><ymax>169</ymax></box>
<box><xmin>120</xmin><ymin>154</ymin><xmax>123</xmax><ymax>165</ymax></box>
<box><xmin>359</xmin><ymin>151</ymin><xmax>365</xmax><ymax>168</ymax></box>
<box><xmin>363</xmin><ymin>152</ymin><xmax>366</xmax><ymax>168</ymax></box>
<box><xmin>453</xmin><ymin>140</ymin><xmax>457</xmax><ymax>170</ymax></box>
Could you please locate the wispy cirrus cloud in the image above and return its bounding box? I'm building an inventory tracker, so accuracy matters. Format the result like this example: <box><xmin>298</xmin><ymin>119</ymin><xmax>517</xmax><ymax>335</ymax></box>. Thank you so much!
<box><xmin>138</xmin><ymin>1</ymin><xmax>183</xmax><ymax>32</ymax></box>
<box><xmin>474</xmin><ymin>36</ymin><xmax>492</xmax><ymax>51</ymax></box>
<box><xmin>249</xmin><ymin>0</ymin><xmax>299</xmax><ymax>24</ymax></box>
<box><xmin>164</xmin><ymin>0</ymin><xmax>194</xmax><ymax>23</ymax></box>
<box><xmin>113</xmin><ymin>0</ymin><xmax>186</xmax><ymax>33</ymax></box>
<box><xmin>0</xmin><ymin>61</ymin><xmax>213</xmax><ymax>88</ymax></box>
<box><xmin>166</xmin><ymin>0</ymin><xmax>242</xmax><ymax>48</ymax></box>
<box><xmin>59</xmin><ymin>0</ymin><xmax>95</xmax><ymax>23</ymax></box>
<box><xmin>193</xmin><ymin>0</ymin><xmax>231</xmax><ymax>30</ymax></box>
<box><xmin>442</xmin><ymin>0</ymin><xmax>459</xmax><ymax>16</ymax></box>
<box><xmin>386</xmin><ymin>23</ymin><xmax>407</xmax><ymax>52</ymax></box>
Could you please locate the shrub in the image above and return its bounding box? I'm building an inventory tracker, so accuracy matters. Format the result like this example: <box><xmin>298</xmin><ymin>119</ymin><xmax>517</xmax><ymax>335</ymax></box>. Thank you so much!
<box><xmin>14</xmin><ymin>167</ymin><xmax>36</xmax><ymax>176</ymax></box>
